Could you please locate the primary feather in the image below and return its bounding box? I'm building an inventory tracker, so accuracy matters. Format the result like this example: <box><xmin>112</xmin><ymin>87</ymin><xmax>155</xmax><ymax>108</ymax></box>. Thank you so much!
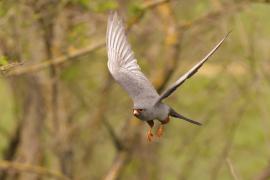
<box><xmin>106</xmin><ymin>12</ymin><xmax>159</xmax><ymax>107</ymax></box>
<box><xmin>155</xmin><ymin>32</ymin><xmax>230</xmax><ymax>104</ymax></box>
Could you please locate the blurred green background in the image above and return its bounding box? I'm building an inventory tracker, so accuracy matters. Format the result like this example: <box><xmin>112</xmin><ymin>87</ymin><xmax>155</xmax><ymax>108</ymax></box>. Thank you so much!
<box><xmin>0</xmin><ymin>0</ymin><xmax>270</xmax><ymax>180</ymax></box>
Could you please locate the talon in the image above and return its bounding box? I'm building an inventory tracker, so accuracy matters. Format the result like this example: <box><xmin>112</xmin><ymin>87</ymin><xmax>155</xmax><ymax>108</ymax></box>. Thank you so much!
<box><xmin>156</xmin><ymin>125</ymin><xmax>164</xmax><ymax>138</ymax></box>
<box><xmin>157</xmin><ymin>117</ymin><xmax>169</xmax><ymax>138</ymax></box>
<box><xmin>147</xmin><ymin>129</ymin><xmax>154</xmax><ymax>142</ymax></box>
<box><xmin>146</xmin><ymin>120</ymin><xmax>154</xmax><ymax>142</ymax></box>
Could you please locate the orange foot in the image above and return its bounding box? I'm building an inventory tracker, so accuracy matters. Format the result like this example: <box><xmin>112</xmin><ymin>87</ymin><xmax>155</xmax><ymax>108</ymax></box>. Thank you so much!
<box><xmin>147</xmin><ymin>129</ymin><xmax>154</xmax><ymax>142</ymax></box>
<box><xmin>156</xmin><ymin>125</ymin><xmax>164</xmax><ymax>138</ymax></box>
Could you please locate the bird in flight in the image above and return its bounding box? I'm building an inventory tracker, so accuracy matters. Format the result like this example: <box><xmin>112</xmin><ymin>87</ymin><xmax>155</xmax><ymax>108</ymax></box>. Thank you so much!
<box><xmin>106</xmin><ymin>12</ymin><xmax>229</xmax><ymax>142</ymax></box>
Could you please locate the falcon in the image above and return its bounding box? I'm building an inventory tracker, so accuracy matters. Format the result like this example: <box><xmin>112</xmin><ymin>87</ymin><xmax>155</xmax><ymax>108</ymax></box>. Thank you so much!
<box><xmin>106</xmin><ymin>12</ymin><xmax>229</xmax><ymax>142</ymax></box>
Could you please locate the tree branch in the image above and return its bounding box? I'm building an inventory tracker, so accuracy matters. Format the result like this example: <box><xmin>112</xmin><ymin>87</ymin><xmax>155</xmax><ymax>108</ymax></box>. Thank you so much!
<box><xmin>0</xmin><ymin>160</ymin><xmax>70</xmax><ymax>180</ymax></box>
<box><xmin>102</xmin><ymin>119</ymin><xmax>125</xmax><ymax>151</ymax></box>
<box><xmin>179</xmin><ymin>2</ymin><xmax>247</xmax><ymax>31</ymax></box>
<box><xmin>3</xmin><ymin>0</ymin><xmax>170</xmax><ymax>77</ymax></box>
<box><xmin>5</xmin><ymin>40</ymin><xmax>104</xmax><ymax>76</ymax></box>
<box><xmin>226</xmin><ymin>158</ymin><xmax>240</xmax><ymax>180</ymax></box>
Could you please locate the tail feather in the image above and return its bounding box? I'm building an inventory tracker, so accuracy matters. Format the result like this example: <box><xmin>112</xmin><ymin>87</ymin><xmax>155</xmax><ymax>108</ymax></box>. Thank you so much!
<box><xmin>169</xmin><ymin>108</ymin><xmax>202</xmax><ymax>126</ymax></box>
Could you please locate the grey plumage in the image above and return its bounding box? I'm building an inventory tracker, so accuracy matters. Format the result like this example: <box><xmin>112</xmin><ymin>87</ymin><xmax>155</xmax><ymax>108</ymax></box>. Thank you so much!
<box><xmin>106</xmin><ymin>12</ymin><xmax>229</xmax><ymax>125</ymax></box>
<box><xmin>169</xmin><ymin>108</ymin><xmax>201</xmax><ymax>125</ymax></box>
<box><xmin>106</xmin><ymin>12</ymin><xmax>159</xmax><ymax>109</ymax></box>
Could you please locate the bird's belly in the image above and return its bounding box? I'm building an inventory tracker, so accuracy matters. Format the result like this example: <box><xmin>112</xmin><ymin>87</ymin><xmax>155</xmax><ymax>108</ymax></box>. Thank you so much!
<box><xmin>137</xmin><ymin>112</ymin><xmax>164</xmax><ymax>121</ymax></box>
<box><xmin>137</xmin><ymin>115</ymin><xmax>155</xmax><ymax>121</ymax></box>
<box><xmin>156</xmin><ymin>112</ymin><xmax>168</xmax><ymax>121</ymax></box>
<box><xmin>136</xmin><ymin>113</ymin><xmax>156</xmax><ymax>121</ymax></box>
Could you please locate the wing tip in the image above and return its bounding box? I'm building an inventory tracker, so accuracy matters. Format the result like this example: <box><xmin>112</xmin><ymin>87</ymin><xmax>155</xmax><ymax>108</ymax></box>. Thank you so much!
<box><xmin>108</xmin><ymin>10</ymin><xmax>123</xmax><ymax>24</ymax></box>
<box><xmin>107</xmin><ymin>10</ymin><xmax>125</xmax><ymax>45</ymax></box>
<box><xmin>107</xmin><ymin>10</ymin><xmax>126</xmax><ymax>35</ymax></box>
<box><xmin>108</xmin><ymin>11</ymin><xmax>117</xmax><ymax>24</ymax></box>
<box><xmin>195</xmin><ymin>121</ymin><xmax>203</xmax><ymax>126</ymax></box>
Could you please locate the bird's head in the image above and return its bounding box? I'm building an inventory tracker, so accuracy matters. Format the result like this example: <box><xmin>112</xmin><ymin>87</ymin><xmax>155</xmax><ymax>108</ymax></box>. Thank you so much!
<box><xmin>133</xmin><ymin>108</ymin><xmax>144</xmax><ymax>117</ymax></box>
<box><xmin>133</xmin><ymin>103</ymin><xmax>155</xmax><ymax>120</ymax></box>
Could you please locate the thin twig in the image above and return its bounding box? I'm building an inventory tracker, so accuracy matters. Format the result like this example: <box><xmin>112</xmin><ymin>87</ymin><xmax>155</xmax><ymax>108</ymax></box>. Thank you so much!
<box><xmin>142</xmin><ymin>0</ymin><xmax>169</xmax><ymax>9</ymax></box>
<box><xmin>0</xmin><ymin>160</ymin><xmax>70</xmax><ymax>180</ymax></box>
<box><xmin>103</xmin><ymin>119</ymin><xmax>125</xmax><ymax>151</ymax></box>
<box><xmin>4</xmin><ymin>0</ymin><xmax>170</xmax><ymax>77</ymax></box>
<box><xmin>0</xmin><ymin>62</ymin><xmax>24</xmax><ymax>75</ymax></box>
<box><xmin>103</xmin><ymin>151</ymin><xmax>130</xmax><ymax>180</ymax></box>
<box><xmin>226</xmin><ymin>158</ymin><xmax>240</xmax><ymax>180</ymax></box>
<box><xmin>5</xmin><ymin>40</ymin><xmax>104</xmax><ymax>76</ymax></box>
<box><xmin>179</xmin><ymin>2</ymin><xmax>247</xmax><ymax>31</ymax></box>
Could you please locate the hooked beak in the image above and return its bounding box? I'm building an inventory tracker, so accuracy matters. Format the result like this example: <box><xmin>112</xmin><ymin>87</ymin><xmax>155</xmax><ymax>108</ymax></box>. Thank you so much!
<box><xmin>133</xmin><ymin>109</ymin><xmax>140</xmax><ymax>116</ymax></box>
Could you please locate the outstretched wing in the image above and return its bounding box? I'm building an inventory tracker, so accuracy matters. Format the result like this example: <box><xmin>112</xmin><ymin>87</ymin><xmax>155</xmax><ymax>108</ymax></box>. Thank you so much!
<box><xmin>156</xmin><ymin>32</ymin><xmax>230</xmax><ymax>103</ymax></box>
<box><xmin>106</xmin><ymin>12</ymin><xmax>159</xmax><ymax>107</ymax></box>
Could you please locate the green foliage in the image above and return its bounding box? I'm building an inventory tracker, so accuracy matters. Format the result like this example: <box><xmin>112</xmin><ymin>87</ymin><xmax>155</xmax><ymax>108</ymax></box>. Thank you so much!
<box><xmin>128</xmin><ymin>2</ymin><xmax>144</xmax><ymax>17</ymax></box>
<box><xmin>68</xmin><ymin>23</ymin><xmax>89</xmax><ymax>47</ymax></box>
<box><xmin>69</xmin><ymin>0</ymin><xmax>118</xmax><ymax>12</ymax></box>
<box><xmin>0</xmin><ymin>79</ymin><xmax>15</xmax><ymax>156</ymax></box>
<box><xmin>91</xmin><ymin>0</ymin><xmax>118</xmax><ymax>12</ymax></box>
<box><xmin>70</xmin><ymin>0</ymin><xmax>91</xmax><ymax>9</ymax></box>
<box><xmin>61</xmin><ymin>64</ymin><xmax>81</xmax><ymax>81</ymax></box>
<box><xmin>0</xmin><ymin>56</ymin><xmax>8</xmax><ymax>66</ymax></box>
<box><xmin>0</xmin><ymin>1</ymin><xmax>10</xmax><ymax>17</ymax></box>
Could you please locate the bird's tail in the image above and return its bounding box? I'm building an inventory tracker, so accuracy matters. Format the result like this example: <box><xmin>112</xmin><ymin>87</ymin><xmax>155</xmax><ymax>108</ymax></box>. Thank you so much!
<box><xmin>169</xmin><ymin>108</ymin><xmax>202</xmax><ymax>126</ymax></box>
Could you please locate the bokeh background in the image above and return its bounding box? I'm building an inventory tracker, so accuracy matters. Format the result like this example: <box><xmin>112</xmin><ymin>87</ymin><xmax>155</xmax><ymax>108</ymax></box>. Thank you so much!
<box><xmin>0</xmin><ymin>0</ymin><xmax>270</xmax><ymax>180</ymax></box>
